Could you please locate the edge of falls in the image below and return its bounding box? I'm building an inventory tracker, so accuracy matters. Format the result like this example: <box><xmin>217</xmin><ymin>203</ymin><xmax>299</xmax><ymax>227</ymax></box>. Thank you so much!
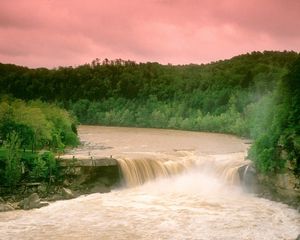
<box><xmin>116</xmin><ymin>152</ymin><xmax>251</xmax><ymax>188</ymax></box>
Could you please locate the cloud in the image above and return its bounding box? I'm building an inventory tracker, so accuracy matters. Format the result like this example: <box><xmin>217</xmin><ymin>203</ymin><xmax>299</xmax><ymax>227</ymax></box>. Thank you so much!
<box><xmin>0</xmin><ymin>0</ymin><xmax>299</xmax><ymax>68</ymax></box>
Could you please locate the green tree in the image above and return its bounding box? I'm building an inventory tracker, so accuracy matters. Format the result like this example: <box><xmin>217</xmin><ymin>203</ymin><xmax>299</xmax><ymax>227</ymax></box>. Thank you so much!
<box><xmin>4</xmin><ymin>131</ymin><xmax>22</xmax><ymax>190</ymax></box>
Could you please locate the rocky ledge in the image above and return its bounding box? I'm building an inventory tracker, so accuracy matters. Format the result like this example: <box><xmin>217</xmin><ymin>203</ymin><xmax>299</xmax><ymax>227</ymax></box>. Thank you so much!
<box><xmin>0</xmin><ymin>163</ymin><xmax>120</xmax><ymax>212</ymax></box>
<box><xmin>0</xmin><ymin>182</ymin><xmax>113</xmax><ymax>212</ymax></box>
<box><xmin>239</xmin><ymin>163</ymin><xmax>300</xmax><ymax>211</ymax></box>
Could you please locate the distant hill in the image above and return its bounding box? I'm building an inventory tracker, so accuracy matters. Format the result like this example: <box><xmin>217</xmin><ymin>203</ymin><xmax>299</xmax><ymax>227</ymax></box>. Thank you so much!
<box><xmin>0</xmin><ymin>51</ymin><xmax>298</xmax><ymax>102</ymax></box>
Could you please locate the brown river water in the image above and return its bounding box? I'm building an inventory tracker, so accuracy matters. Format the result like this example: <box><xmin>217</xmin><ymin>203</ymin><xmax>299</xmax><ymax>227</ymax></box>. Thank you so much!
<box><xmin>0</xmin><ymin>126</ymin><xmax>299</xmax><ymax>239</ymax></box>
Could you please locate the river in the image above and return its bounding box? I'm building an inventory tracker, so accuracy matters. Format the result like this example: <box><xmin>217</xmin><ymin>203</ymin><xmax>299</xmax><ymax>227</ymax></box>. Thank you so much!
<box><xmin>0</xmin><ymin>126</ymin><xmax>299</xmax><ymax>239</ymax></box>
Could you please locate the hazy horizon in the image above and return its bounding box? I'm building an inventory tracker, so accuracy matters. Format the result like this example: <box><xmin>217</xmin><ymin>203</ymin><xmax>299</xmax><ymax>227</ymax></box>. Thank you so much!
<box><xmin>2</xmin><ymin>50</ymin><xmax>299</xmax><ymax>70</ymax></box>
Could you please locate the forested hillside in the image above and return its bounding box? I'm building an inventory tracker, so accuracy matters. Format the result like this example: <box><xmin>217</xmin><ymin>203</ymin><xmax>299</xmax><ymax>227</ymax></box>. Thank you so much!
<box><xmin>0</xmin><ymin>51</ymin><xmax>299</xmax><ymax>176</ymax></box>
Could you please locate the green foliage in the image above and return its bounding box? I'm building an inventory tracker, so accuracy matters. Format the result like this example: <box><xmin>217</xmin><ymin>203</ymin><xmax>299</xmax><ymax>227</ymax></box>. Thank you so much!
<box><xmin>70</xmin><ymin>97</ymin><xmax>249</xmax><ymax>136</ymax></box>
<box><xmin>30</xmin><ymin>100</ymin><xmax>79</xmax><ymax>149</ymax></box>
<box><xmin>0</xmin><ymin>98</ymin><xmax>79</xmax><ymax>151</ymax></box>
<box><xmin>0</xmin><ymin>98</ymin><xmax>78</xmax><ymax>189</ymax></box>
<box><xmin>247</xmin><ymin>57</ymin><xmax>300</xmax><ymax>174</ymax></box>
<box><xmin>0</xmin><ymin>147</ymin><xmax>60</xmax><ymax>186</ymax></box>
<box><xmin>30</xmin><ymin>154</ymin><xmax>47</xmax><ymax>180</ymax></box>
<box><xmin>277</xmin><ymin>57</ymin><xmax>300</xmax><ymax>174</ymax></box>
<box><xmin>30</xmin><ymin>151</ymin><xmax>57</xmax><ymax>182</ymax></box>
<box><xmin>3</xmin><ymin>131</ymin><xmax>22</xmax><ymax>189</ymax></box>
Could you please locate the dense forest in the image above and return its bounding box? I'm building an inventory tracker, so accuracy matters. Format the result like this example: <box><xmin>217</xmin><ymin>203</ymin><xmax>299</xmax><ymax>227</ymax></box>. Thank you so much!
<box><xmin>0</xmin><ymin>51</ymin><xmax>299</xmax><ymax>185</ymax></box>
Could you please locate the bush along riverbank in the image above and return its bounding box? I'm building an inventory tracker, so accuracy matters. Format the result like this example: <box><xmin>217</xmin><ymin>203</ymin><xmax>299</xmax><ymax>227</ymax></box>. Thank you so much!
<box><xmin>0</xmin><ymin>99</ymin><xmax>82</xmax><ymax>211</ymax></box>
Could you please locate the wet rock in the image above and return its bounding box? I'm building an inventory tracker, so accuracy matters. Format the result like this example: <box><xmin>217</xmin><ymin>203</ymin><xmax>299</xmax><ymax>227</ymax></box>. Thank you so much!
<box><xmin>255</xmin><ymin>168</ymin><xmax>300</xmax><ymax>209</ymax></box>
<box><xmin>97</xmin><ymin>177</ymin><xmax>112</xmax><ymax>186</ymax></box>
<box><xmin>20</xmin><ymin>193</ymin><xmax>39</xmax><ymax>210</ymax></box>
<box><xmin>52</xmin><ymin>194</ymin><xmax>63</xmax><ymax>201</ymax></box>
<box><xmin>274</xmin><ymin>173</ymin><xmax>298</xmax><ymax>190</ymax></box>
<box><xmin>61</xmin><ymin>187</ymin><xmax>75</xmax><ymax>199</ymax></box>
<box><xmin>10</xmin><ymin>202</ymin><xmax>21</xmax><ymax>210</ymax></box>
<box><xmin>20</xmin><ymin>193</ymin><xmax>45</xmax><ymax>210</ymax></box>
<box><xmin>238</xmin><ymin>163</ymin><xmax>258</xmax><ymax>192</ymax></box>
<box><xmin>0</xmin><ymin>203</ymin><xmax>14</xmax><ymax>212</ymax></box>
<box><xmin>50</xmin><ymin>194</ymin><xmax>63</xmax><ymax>201</ymax></box>
<box><xmin>90</xmin><ymin>183</ymin><xmax>111</xmax><ymax>193</ymax></box>
<box><xmin>39</xmin><ymin>202</ymin><xmax>49</xmax><ymax>208</ymax></box>
<box><xmin>45</xmin><ymin>194</ymin><xmax>63</xmax><ymax>202</ymax></box>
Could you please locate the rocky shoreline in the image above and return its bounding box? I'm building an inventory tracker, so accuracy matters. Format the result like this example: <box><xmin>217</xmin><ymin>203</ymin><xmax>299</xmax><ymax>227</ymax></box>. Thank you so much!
<box><xmin>0</xmin><ymin>163</ymin><xmax>120</xmax><ymax>212</ymax></box>
<box><xmin>239</xmin><ymin>163</ymin><xmax>300</xmax><ymax>211</ymax></box>
<box><xmin>255</xmin><ymin>174</ymin><xmax>300</xmax><ymax>211</ymax></box>
<box><xmin>0</xmin><ymin>179</ymin><xmax>115</xmax><ymax>212</ymax></box>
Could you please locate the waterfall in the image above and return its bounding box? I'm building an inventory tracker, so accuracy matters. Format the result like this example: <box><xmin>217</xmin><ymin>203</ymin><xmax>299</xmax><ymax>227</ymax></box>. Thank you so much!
<box><xmin>116</xmin><ymin>157</ymin><xmax>196</xmax><ymax>187</ymax></box>
<box><xmin>116</xmin><ymin>152</ymin><xmax>251</xmax><ymax>187</ymax></box>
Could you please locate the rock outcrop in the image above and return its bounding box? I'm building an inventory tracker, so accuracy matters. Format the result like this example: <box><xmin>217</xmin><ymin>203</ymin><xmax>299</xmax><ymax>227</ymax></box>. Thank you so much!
<box><xmin>61</xmin><ymin>187</ymin><xmax>75</xmax><ymax>199</ymax></box>
<box><xmin>238</xmin><ymin>163</ymin><xmax>300</xmax><ymax>210</ymax></box>
<box><xmin>89</xmin><ymin>183</ymin><xmax>111</xmax><ymax>193</ymax></box>
<box><xmin>20</xmin><ymin>193</ymin><xmax>49</xmax><ymax>210</ymax></box>
<box><xmin>238</xmin><ymin>163</ymin><xmax>258</xmax><ymax>192</ymax></box>
<box><xmin>0</xmin><ymin>203</ymin><xmax>14</xmax><ymax>212</ymax></box>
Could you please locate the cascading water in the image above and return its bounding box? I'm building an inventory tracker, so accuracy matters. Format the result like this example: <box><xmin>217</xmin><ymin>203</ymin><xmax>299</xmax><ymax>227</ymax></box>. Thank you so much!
<box><xmin>116</xmin><ymin>152</ymin><xmax>251</xmax><ymax>187</ymax></box>
<box><xmin>0</xmin><ymin>126</ymin><xmax>299</xmax><ymax>240</ymax></box>
<box><xmin>116</xmin><ymin>154</ymin><xmax>197</xmax><ymax>187</ymax></box>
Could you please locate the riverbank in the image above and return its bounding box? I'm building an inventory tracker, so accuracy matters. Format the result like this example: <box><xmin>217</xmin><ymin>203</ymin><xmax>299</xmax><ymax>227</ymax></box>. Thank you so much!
<box><xmin>0</xmin><ymin>164</ymin><xmax>120</xmax><ymax>211</ymax></box>
<box><xmin>255</xmin><ymin>172</ymin><xmax>300</xmax><ymax>211</ymax></box>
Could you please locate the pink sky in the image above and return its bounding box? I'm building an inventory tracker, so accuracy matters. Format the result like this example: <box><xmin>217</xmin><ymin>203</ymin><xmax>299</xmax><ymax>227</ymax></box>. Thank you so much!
<box><xmin>0</xmin><ymin>0</ymin><xmax>299</xmax><ymax>68</ymax></box>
